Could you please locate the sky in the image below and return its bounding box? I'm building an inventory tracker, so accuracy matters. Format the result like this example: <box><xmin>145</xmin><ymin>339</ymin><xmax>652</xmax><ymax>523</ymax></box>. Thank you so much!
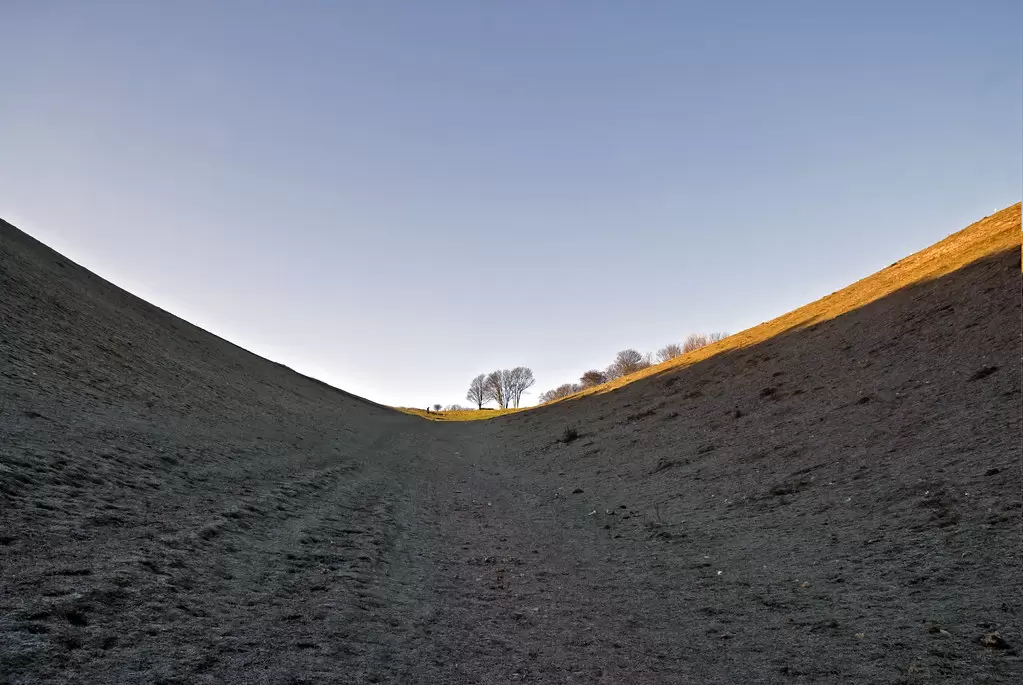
<box><xmin>2</xmin><ymin>1</ymin><xmax>1021</xmax><ymax>408</ymax></box>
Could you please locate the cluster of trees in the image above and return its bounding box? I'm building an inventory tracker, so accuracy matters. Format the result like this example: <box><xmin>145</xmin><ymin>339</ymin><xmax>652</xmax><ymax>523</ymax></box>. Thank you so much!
<box><xmin>466</xmin><ymin>367</ymin><xmax>535</xmax><ymax>409</ymax></box>
<box><xmin>537</xmin><ymin>332</ymin><xmax>728</xmax><ymax>404</ymax></box>
<box><xmin>422</xmin><ymin>403</ymin><xmax>470</xmax><ymax>413</ymax></box>
<box><xmin>537</xmin><ymin>382</ymin><xmax>584</xmax><ymax>404</ymax></box>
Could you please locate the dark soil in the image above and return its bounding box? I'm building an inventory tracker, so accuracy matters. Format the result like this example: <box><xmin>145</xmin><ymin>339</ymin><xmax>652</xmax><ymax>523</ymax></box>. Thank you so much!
<box><xmin>2</xmin><ymin>215</ymin><xmax>1020</xmax><ymax>684</ymax></box>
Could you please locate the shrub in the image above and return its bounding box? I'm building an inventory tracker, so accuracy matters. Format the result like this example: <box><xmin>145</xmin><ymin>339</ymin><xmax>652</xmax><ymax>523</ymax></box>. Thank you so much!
<box><xmin>682</xmin><ymin>333</ymin><xmax>710</xmax><ymax>353</ymax></box>
<box><xmin>656</xmin><ymin>343</ymin><xmax>683</xmax><ymax>362</ymax></box>
<box><xmin>538</xmin><ymin>383</ymin><xmax>582</xmax><ymax>404</ymax></box>
<box><xmin>605</xmin><ymin>349</ymin><xmax>649</xmax><ymax>380</ymax></box>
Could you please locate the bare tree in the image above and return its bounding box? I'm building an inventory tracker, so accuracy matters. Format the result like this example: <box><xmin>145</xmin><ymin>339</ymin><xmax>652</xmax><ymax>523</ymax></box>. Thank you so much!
<box><xmin>505</xmin><ymin>367</ymin><xmax>535</xmax><ymax>408</ymax></box>
<box><xmin>432</xmin><ymin>404</ymin><xmax>442</xmax><ymax>412</ymax></box>
<box><xmin>474</xmin><ymin>368</ymin><xmax>536</xmax><ymax>409</ymax></box>
<box><xmin>485</xmin><ymin>370</ymin><xmax>508</xmax><ymax>409</ymax></box>
<box><xmin>605</xmin><ymin>349</ymin><xmax>649</xmax><ymax>380</ymax></box>
<box><xmin>466</xmin><ymin>373</ymin><xmax>489</xmax><ymax>409</ymax></box>
<box><xmin>445</xmin><ymin>404</ymin><xmax>466</xmax><ymax>411</ymax></box>
<box><xmin>538</xmin><ymin>383</ymin><xmax>582</xmax><ymax>404</ymax></box>
<box><xmin>579</xmin><ymin>369</ymin><xmax>606</xmax><ymax>387</ymax></box>
<box><xmin>708</xmin><ymin>331</ymin><xmax>728</xmax><ymax>343</ymax></box>
<box><xmin>682</xmin><ymin>333</ymin><xmax>710</xmax><ymax>353</ymax></box>
<box><xmin>657</xmin><ymin>343</ymin><xmax>684</xmax><ymax>362</ymax></box>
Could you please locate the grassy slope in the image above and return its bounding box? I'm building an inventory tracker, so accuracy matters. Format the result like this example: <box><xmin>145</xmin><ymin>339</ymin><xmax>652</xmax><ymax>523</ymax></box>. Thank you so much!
<box><xmin>410</xmin><ymin>202</ymin><xmax>1021</xmax><ymax>421</ymax></box>
<box><xmin>397</xmin><ymin>406</ymin><xmax>526</xmax><ymax>421</ymax></box>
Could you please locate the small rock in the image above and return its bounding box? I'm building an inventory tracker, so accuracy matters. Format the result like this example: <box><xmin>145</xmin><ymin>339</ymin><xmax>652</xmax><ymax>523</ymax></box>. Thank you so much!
<box><xmin>572</xmin><ymin>488</ymin><xmax>584</xmax><ymax>494</ymax></box>
<box><xmin>981</xmin><ymin>631</ymin><xmax>1009</xmax><ymax>650</ymax></box>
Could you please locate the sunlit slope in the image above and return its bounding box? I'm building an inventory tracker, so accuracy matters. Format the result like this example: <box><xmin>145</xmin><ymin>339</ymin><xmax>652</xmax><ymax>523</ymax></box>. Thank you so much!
<box><xmin>588</xmin><ymin>202</ymin><xmax>1022</xmax><ymax>392</ymax></box>
<box><xmin>425</xmin><ymin>202</ymin><xmax>1019</xmax><ymax>417</ymax></box>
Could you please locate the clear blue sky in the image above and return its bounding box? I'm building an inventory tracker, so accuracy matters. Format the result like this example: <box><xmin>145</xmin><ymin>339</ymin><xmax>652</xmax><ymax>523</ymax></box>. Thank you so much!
<box><xmin>3</xmin><ymin>1</ymin><xmax>1020</xmax><ymax>408</ymax></box>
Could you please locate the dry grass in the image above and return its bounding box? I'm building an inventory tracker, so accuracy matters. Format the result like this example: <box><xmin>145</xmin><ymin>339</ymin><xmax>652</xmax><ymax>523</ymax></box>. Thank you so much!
<box><xmin>396</xmin><ymin>407</ymin><xmax>527</xmax><ymax>422</ymax></box>
<box><xmin>400</xmin><ymin>202</ymin><xmax>1021</xmax><ymax>420</ymax></box>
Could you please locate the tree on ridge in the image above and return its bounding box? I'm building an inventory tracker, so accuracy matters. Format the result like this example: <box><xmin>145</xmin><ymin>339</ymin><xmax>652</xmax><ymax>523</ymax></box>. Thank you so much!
<box><xmin>605</xmin><ymin>349</ymin><xmax>648</xmax><ymax>380</ymax></box>
<box><xmin>506</xmin><ymin>367</ymin><xmax>535</xmax><ymax>408</ymax></box>
<box><xmin>466</xmin><ymin>373</ymin><xmax>489</xmax><ymax>409</ymax></box>
<box><xmin>656</xmin><ymin>343</ymin><xmax>683</xmax><ymax>362</ymax></box>
<box><xmin>486</xmin><ymin>370</ymin><xmax>508</xmax><ymax>409</ymax></box>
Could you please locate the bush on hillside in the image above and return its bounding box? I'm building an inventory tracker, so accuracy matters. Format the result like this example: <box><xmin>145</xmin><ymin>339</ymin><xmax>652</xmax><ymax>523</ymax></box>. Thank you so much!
<box><xmin>538</xmin><ymin>383</ymin><xmax>582</xmax><ymax>404</ymax></box>
<box><xmin>605</xmin><ymin>349</ymin><xmax>649</xmax><ymax>380</ymax></box>
<box><xmin>656</xmin><ymin>343</ymin><xmax>683</xmax><ymax>362</ymax></box>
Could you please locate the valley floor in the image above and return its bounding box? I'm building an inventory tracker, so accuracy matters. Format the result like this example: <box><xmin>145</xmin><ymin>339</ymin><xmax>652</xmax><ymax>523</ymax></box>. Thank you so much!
<box><xmin>3</xmin><ymin>358</ymin><xmax>1020</xmax><ymax>684</ymax></box>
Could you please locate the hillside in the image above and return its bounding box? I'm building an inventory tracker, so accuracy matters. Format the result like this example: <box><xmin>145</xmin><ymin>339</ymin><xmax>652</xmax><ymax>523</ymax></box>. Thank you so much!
<box><xmin>532</xmin><ymin>202</ymin><xmax>1022</xmax><ymax>405</ymax></box>
<box><xmin>1</xmin><ymin>205</ymin><xmax>1020</xmax><ymax>683</ymax></box>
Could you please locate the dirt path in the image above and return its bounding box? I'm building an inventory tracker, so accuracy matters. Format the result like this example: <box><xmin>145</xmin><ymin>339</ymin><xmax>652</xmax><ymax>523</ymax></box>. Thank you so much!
<box><xmin>4</xmin><ymin>412</ymin><xmax>1019</xmax><ymax>683</ymax></box>
<box><xmin>2</xmin><ymin>414</ymin><xmax>705</xmax><ymax>684</ymax></box>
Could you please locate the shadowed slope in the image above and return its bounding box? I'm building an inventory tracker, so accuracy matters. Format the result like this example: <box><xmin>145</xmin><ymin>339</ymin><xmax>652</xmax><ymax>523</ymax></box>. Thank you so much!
<box><xmin>0</xmin><ymin>219</ymin><xmax>391</xmax><ymax>423</ymax></box>
<box><xmin>1</xmin><ymin>220</ymin><xmax>434</xmax><ymax>682</ymax></box>
<box><xmin>459</xmin><ymin>212</ymin><xmax>1020</xmax><ymax>681</ymax></box>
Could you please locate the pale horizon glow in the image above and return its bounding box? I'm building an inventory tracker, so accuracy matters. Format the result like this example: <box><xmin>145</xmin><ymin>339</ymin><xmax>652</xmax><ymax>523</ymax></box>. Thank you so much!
<box><xmin>2</xmin><ymin>2</ymin><xmax>1020</xmax><ymax>408</ymax></box>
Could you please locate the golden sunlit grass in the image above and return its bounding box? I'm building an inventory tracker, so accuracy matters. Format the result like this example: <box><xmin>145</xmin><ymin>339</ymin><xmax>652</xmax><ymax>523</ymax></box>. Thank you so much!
<box><xmin>397</xmin><ymin>407</ymin><xmax>526</xmax><ymax>421</ymax></box>
<box><xmin>400</xmin><ymin>202</ymin><xmax>1021</xmax><ymax>422</ymax></box>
